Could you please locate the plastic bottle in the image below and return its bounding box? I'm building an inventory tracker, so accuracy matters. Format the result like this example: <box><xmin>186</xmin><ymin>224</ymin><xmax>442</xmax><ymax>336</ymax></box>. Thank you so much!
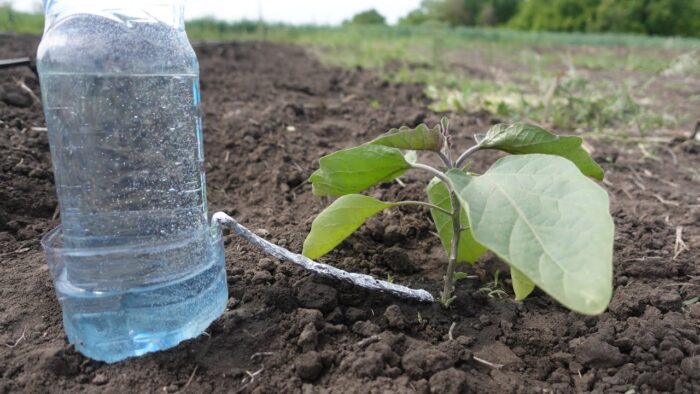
<box><xmin>37</xmin><ymin>0</ymin><xmax>227</xmax><ymax>362</ymax></box>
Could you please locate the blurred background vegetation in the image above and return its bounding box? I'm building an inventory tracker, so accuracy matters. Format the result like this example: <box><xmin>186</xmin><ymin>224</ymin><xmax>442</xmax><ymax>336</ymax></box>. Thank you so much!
<box><xmin>2</xmin><ymin>1</ymin><xmax>698</xmax><ymax>141</ymax></box>
<box><xmin>398</xmin><ymin>0</ymin><xmax>700</xmax><ymax>38</ymax></box>
<box><xmin>3</xmin><ymin>0</ymin><xmax>700</xmax><ymax>38</ymax></box>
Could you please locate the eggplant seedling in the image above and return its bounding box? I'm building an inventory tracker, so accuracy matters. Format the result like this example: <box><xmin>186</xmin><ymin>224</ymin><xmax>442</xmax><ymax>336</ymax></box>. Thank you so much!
<box><xmin>303</xmin><ymin>119</ymin><xmax>614</xmax><ymax>314</ymax></box>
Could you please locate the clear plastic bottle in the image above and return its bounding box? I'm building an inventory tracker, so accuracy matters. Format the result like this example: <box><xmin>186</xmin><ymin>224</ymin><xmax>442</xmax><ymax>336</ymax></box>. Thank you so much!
<box><xmin>37</xmin><ymin>0</ymin><xmax>227</xmax><ymax>362</ymax></box>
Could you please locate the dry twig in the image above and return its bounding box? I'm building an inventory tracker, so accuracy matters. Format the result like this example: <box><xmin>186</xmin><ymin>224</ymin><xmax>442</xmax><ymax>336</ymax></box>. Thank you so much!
<box><xmin>183</xmin><ymin>365</ymin><xmax>198</xmax><ymax>390</ymax></box>
<box><xmin>653</xmin><ymin>194</ymin><xmax>680</xmax><ymax>207</ymax></box>
<box><xmin>5</xmin><ymin>329</ymin><xmax>27</xmax><ymax>348</ymax></box>
<box><xmin>356</xmin><ymin>335</ymin><xmax>381</xmax><ymax>348</ymax></box>
<box><xmin>473</xmin><ymin>356</ymin><xmax>503</xmax><ymax>369</ymax></box>
<box><xmin>15</xmin><ymin>79</ymin><xmax>40</xmax><ymax>103</ymax></box>
<box><xmin>674</xmin><ymin>226</ymin><xmax>689</xmax><ymax>260</ymax></box>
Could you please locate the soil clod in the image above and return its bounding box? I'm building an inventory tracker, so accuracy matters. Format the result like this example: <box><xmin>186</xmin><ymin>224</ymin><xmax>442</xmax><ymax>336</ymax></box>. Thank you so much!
<box><xmin>294</xmin><ymin>351</ymin><xmax>324</xmax><ymax>382</ymax></box>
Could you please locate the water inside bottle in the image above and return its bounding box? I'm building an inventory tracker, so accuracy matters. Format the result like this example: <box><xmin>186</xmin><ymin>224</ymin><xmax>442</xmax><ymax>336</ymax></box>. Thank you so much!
<box><xmin>40</xmin><ymin>72</ymin><xmax>227</xmax><ymax>362</ymax></box>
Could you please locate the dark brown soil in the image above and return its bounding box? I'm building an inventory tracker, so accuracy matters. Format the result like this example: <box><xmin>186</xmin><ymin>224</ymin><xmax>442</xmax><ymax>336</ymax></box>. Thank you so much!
<box><xmin>1</xmin><ymin>34</ymin><xmax>699</xmax><ymax>393</ymax></box>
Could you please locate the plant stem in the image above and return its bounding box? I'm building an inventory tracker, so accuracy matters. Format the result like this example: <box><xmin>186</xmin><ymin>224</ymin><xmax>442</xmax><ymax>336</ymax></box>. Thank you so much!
<box><xmin>455</xmin><ymin>144</ymin><xmax>482</xmax><ymax>168</ymax></box>
<box><xmin>411</xmin><ymin>162</ymin><xmax>451</xmax><ymax>185</ymax></box>
<box><xmin>410</xmin><ymin>162</ymin><xmax>465</xmax><ymax>305</ymax></box>
<box><xmin>442</xmin><ymin>190</ymin><xmax>462</xmax><ymax>305</ymax></box>
<box><xmin>437</xmin><ymin>151</ymin><xmax>453</xmax><ymax>169</ymax></box>
<box><xmin>395</xmin><ymin>201</ymin><xmax>451</xmax><ymax>216</ymax></box>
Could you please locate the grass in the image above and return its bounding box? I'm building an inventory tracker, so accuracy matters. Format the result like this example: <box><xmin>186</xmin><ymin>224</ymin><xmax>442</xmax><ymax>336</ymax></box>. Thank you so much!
<box><xmin>0</xmin><ymin>6</ymin><xmax>43</xmax><ymax>34</ymax></box>
<box><xmin>3</xmin><ymin>9</ymin><xmax>698</xmax><ymax>138</ymax></box>
<box><xmin>184</xmin><ymin>23</ymin><xmax>698</xmax><ymax>137</ymax></box>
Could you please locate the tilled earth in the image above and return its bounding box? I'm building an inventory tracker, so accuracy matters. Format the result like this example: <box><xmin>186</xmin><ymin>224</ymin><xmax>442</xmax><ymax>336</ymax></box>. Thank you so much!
<box><xmin>1</xmin><ymin>34</ymin><xmax>699</xmax><ymax>393</ymax></box>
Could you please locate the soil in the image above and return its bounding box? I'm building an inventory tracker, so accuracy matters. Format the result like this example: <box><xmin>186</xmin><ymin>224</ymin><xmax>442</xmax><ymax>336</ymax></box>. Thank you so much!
<box><xmin>1</xmin><ymin>33</ymin><xmax>699</xmax><ymax>393</ymax></box>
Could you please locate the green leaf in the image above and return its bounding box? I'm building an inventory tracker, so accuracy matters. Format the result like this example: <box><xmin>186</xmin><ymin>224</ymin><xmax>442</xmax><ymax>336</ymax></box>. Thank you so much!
<box><xmin>447</xmin><ymin>154</ymin><xmax>614</xmax><ymax>315</ymax></box>
<box><xmin>426</xmin><ymin>177</ymin><xmax>487</xmax><ymax>264</ymax></box>
<box><xmin>479</xmin><ymin>123</ymin><xmax>604</xmax><ymax>180</ymax></box>
<box><xmin>370</xmin><ymin>123</ymin><xmax>444</xmax><ymax>152</ymax></box>
<box><xmin>310</xmin><ymin>144</ymin><xmax>411</xmax><ymax>196</ymax></box>
<box><xmin>302</xmin><ymin>194</ymin><xmax>396</xmax><ymax>259</ymax></box>
<box><xmin>511</xmin><ymin>267</ymin><xmax>535</xmax><ymax>301</ymax></box>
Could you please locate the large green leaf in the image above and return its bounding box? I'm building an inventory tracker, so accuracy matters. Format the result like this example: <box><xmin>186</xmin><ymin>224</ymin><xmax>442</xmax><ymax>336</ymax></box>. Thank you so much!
<box><xmin>310</xmin><ymin>144</ymin><xmax>411</xmax><ymax>196</ymax></box>
<box><xmin>370</xmin><ymin>123</ymin><xmax>444</xmax><ymax>152</ymax></box>
<box><xmin>479</xmin><ymin>123</ymin><xmax>604</xmax><ymax>180</ymax></box>
<box><xmin>303</xmin><ymin>195</ymin><xmax>396</xmax><ymax>259</ymax></box>
<box><xmin>447</xmin><ymin>154</ymin><xmax>614</xmax><ymax>315</ymax></box>
<box><xmin>426</xmin><ymin>178</ymin><xmax>486</xmax><ymax>264</ymax></box>
<box><xmin>511</xmin><ymin>267</ymin><xmax>535</xmax><ymax>301</ymax></box>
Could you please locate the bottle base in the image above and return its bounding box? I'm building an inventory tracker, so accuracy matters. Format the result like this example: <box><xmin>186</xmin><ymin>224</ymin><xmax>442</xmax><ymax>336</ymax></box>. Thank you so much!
<box><xmin>42</xmin><ymin>226</ymin><xmax>229</xmax><ymax>363</ymax></box>
<box><xmin>62</xmin><ymin>261</ymin><xmax>227</xmax><ymax>363</ymax></box>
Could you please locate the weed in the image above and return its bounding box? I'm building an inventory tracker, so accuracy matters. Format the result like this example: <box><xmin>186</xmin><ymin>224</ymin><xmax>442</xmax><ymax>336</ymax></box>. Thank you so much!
<box><xmin>478</xmin><ymin>270</ymin><xmax>508</xmax><ymax>299</ymax></box>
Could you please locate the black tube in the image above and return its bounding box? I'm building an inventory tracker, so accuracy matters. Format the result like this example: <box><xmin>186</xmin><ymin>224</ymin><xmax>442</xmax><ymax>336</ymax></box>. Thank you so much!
<box><xmin>0</xmin><ymin>57</ymin><xmax>32</xmax><ymax>70</ymax></box>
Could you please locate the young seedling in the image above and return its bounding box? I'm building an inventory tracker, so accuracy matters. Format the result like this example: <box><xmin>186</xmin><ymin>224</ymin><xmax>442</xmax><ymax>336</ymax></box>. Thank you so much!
<box><xmin>477</xmin><ymin>269</ymin><xmax>508</xmax><ymax>299</ymax></box>
<box><xmin>302</xmin><ymin>119</ymin><xmax>614</xmax><ymax>315</ymax></box>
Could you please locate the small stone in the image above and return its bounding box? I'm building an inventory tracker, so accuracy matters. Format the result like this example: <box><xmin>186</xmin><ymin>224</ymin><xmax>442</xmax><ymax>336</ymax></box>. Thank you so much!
<box><xmin>166</xmin><ymin>384</ymin><xmax>179</xmax><ymax>393</ymax></box>
<box><xmin>294</xmin><ymin>308</ymin><xmax>323</xmax><ymax>329</ymax></box>
<box><xmin>656</xmin><ymin>290</ymin><xmax>681</xmax><ymax>309</ymax></box>
<box><xmin>384</xmin><ymin>305</ymin><xmax>405</xmax><ymax>329</ymax></box>
<box><xmin>320</xmin><ymin>323</ymin><xmax>346</xmax><ymax>335</ymax></box>
<box><xmin>456</xmin><ymin>336</ymin><xmax>474</xmax><ymax>347</ymax></box>
<box><xmin>325</xmin><ymin>307</ymin><xmax>344</xmax><ymax>324</ymax></box>
<box><xmin>638</xmin><ymin>333</ymin><xmax>657</xmax><ymax>350</ymax></box>
<box><xmin>285</xmin><ymin>172</ymin><xmax>303</xmax><ymax>188</ymax></box>
<box><xmin>383</xmin><ymin>225</ymin><xmax>402</xmax><ymax>246</ymax></box>
<box><xmin>438</xmin><ymin>340</ymin><xmax>472</xmax><ymax>362</ymax></box>
<box><xmin>251</xmin><ymin>270</ymin><xmax>273</xmax><ymax>284</ymax></box>
<box><xmin>576</xmin><ymin>371</ymin><xmax>595</xmax><ymax>391</ymax></box>
<box><xmin>414</xmin><ymin>379</ymin><xmax>430</xmax><ymax>394</ymax></box>
<box><xmin>297</xmin><ymin>323</ymin><xmax>318</xmax><ymax>352</ymax></box>
<box><xmin>648</xmin><ymin>371</ymin><xmax>676</xmax><ymax>391</ymax></box>
<box><xmin>344</xmin><ymin>307</ymin><xmax>368</xmax><ymax>323</ymax></box>
<box><xmin>574</xmin><ymin>337</ymin><xmax>624</xmax><ymax>368</ymax></box>
<box><xmin>367</xmin><ymin>342</ymin><xmax>400</xmax><ymax>366</ymax></box>
<box><xmin>365</xmin><ymin>217</ymin><xmax>385</xmax><ymax>242</ymax></box>
<box><xmin>551</xmin><ymin>352</ymin><xmax>574</xmax><ymax>364</ymax></box>
<box><xmin>688</xmin><ymin>303</ymin><xmax>700</xmax><ymax>319</ymax></box>
<box><xmin>1</xmin><ymin>91</ymin><xmax>32</xmax><ymax>108</ymax></box>
<box><xmin>76</xmin><ymin>375</ymin><xmax>90</xmax><ymax>384</ymax></box>
<box><xmin>401</xmin><ymin>348</ymin><xmax>453</xmax><ymax>378</ymax></box>
<box><xmin>92</xmin><ymin>374</ymin><xmax>109</xmax><ymax>386</ymax></box>
<box><xmin>429</xmin><ymin>368</ymin><xmax>467</xmax><ymax>394</ymax></box>
<box><xmin>385</xmin><ymin>366</ymin><xmax>402</xmax><ymax>378</ymax></box>
<box><xmin>352</xmin><ymin>321</ymin><xmax>381</xmax><ymax>337</ymax></box>
<box><xmin>660</xmin><ymin>348</ymin><xmax>684</xmax><ymax>364</ymax></box>
<box><xmin>351</xmin><ymin>351</ymin><xmax>385</xmax><ymax>378</ymax></box>
<box><xmin>681</xmin><ymin>356</ymin><xmax>700</xmax><ymax>379</ymax></box>
<box><xmin>257</xmin><ymin>258</ymin><xmax>276</xmax><ymax>272</ymax></box>
<box><xmin>0</xmin><ymin>232</ymin><xmax>15</xmax><ymax>243</ymax></box>
<box><xmin>254</xmin><ymin>228</ymin><xmax>270</xmax><ymax>237</ymax></box>
<box><xmin>474</xmin><ymin>342</ymin><xmax>523</xmax><ymax>368</ymax></box>
<box><xmin>382</xmin><ymin>246</ymin><xmax>416</xmax><ymax>274</ymax></box>
<box><xmin>295</xmin><ymin>280</ymin><xmax>337</xmax><ymax>313</ymax></box>
<box><xmin>614</xmin><ymin>337</ymin><xmax>635</xmax><ymax>352</ymax></box>
<box><xmin>295</xmin><ymin>351</ymin><xmax>323</xmax><ymax>381</ymax></box>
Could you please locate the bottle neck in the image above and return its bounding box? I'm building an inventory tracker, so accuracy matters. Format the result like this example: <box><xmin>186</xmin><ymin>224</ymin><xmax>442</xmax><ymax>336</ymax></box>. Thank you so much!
<box><xmin>43</xmin><ymin>0</ymin><xmax>185</xmax><ymax>31</ymax></box>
